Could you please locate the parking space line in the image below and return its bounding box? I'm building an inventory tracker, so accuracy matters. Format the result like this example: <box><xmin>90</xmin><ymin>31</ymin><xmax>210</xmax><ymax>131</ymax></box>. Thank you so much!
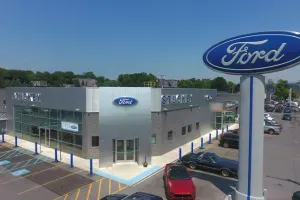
<box><xmin>63</xmin><ymin>194</ymin><xmax>69</xmax><ymax>200</ymax></box>
<box><xmin>0</xmin><ymin>149</ymin><xmax>15</xmax><ymax>158</ymax></box>
<box><xmin>75</xmin><ymin>188</ymin><xmax>80</xmax><ymax>200</ymax></box>
<box><xmin>108</xmin><ymin>179</ymin><xmax>111</xmax><ymax>194</ymax></box>
<box><xmin>18</xmin><ymin>169</ymin><xmax>84</xmax><ymax>195</ymax></box>
<box><xmin>85</xmin><ymin>184</ymin><xmax>92</xmax><ymax>200</ymax></box>
<box><xmin>52</xmin><ymin>178</ymin><xmax>105</xmax><ymax>200</ymax></box>
<box><xmin>1</xmin><ymin>163</ymin><xmax>66</xmax><ymax>184</ymax></box>
<box><xmin>97</xmin><ymin>179</ymin><xmax>104</xmax><ymax>200</ymax></box>
<box><xmin>0</xmin><ymin>155</ymin><xmax>43</xmax><ymax>173</ymax></box>
<box><xmin>110</xmin><ymin>184</ymin><xmax>128</xmax><ymax>195</ymax></box>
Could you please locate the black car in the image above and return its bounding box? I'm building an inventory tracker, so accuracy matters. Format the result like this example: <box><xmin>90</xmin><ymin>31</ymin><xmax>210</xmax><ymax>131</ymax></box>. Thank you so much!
<box><xmin>274</xmin><ymin>105</ymin><xmax>284</xmax><ymax>113</ymax></box>
<box><xmin>219</xmin><ymin>133</ymin><xmax>239</xmax><ymax>148</ymax></box>
<box><xmin>180</xmin><ymin>151</ymin><xmax>238</xmax><ymax>177</ymax></box>
<box><xmin>282</xmin><ymin>113</ymin><xmax>292</xmax><ymax>121</ymax></box>
<box><xmin>101</xmin><ymin>192</ymin><xmax>163</xmax><ymax>200</ymax></box>
<box><xmin>293</xmin><ymin>191</ymin><xmax>300</xmax><ymax>200</ymax></box>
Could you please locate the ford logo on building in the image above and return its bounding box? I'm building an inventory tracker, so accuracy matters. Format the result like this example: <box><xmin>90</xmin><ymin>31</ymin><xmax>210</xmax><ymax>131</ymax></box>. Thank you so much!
<box><xmin>203</xmin><ymin>31</ymin><xmax>300</xmax><ymax>75</ymax></box>
<box><xmin>71</xmin><ymin>125</ymin><xmax>77</xmax><ymax>129</ymax></box>
<box><xmin>113</xmin><ymin>97</ymin><xmax>138</xmax><ymax>106</ymax></box>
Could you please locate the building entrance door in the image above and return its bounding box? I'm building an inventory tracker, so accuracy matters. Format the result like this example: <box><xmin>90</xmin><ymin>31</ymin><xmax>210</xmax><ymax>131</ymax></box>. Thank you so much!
<box><xmin>116</xmin><ymin>139</ymin><xmax>135</xmax><ymax>162</ymax></box>
<box><xmin>39</xmin><ymin>127</ymin><xmax>50</xmax><ymax>146</ymax></box>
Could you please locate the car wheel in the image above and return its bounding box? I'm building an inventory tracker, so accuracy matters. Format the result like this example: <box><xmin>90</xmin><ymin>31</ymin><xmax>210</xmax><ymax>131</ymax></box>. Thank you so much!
<box><xmin>189</xmin><ymin>162</ymin><xmax>196</xmax><ymax>169</ymax></box>
<box><xmin>268</xmin><ymin>129</ymin><xmax>275</xmax><ymax>135</ymax></box>
<box><xmin>223</xmin><ymin>142</ymin><xmax>229</xmax><ymax>148</ymax></box>
<box><xmin>221</xmin><ymin>169</ymin><xmax>230</xmax><ymax>177</ymax></box>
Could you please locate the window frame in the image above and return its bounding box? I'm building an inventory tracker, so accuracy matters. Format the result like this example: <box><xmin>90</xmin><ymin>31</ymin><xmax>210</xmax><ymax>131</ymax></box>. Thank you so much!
<box><xmin>182</xmin><ymin>126</ymin><xmax>186</xmax><ymax>135</ymax></box>
<box><xmin>188</xmin><ymin>124</ymin><xmax>192</xmax><ymax>133</ymax></box>
<box><xmin>91</xmin><ymin>136</ymin><xmax>99</xmax><ymax>147</ymax></box>
<box><xmin>167</xmin><ymin>131</ymin><xmax>173</xmax><ymax>141</ymax></box>
<box><xmin>151</xmin><ymin>134</ymin><xmax>156</xmax><ymax>144</ymax></box>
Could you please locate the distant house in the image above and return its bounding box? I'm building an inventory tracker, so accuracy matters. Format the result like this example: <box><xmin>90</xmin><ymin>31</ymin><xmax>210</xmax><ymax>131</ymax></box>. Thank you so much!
<box><xmin>73</xmin><ymin>78</ymin><xmax>97</xmax><ymax>87</ymax></box>
<box><xmin>31</xmin><ymin>81</ymin><xmax>47</xmax><ymax>87</ymax></box>
<box><xmin>158</xmin><ymin>79</ymin><xmax>178</xmax><ymax>88</ymax></box>
<box><xmin>62</xmin><ymin>84</ymin><xmax>75</xmax><ymax>88</ymax></box>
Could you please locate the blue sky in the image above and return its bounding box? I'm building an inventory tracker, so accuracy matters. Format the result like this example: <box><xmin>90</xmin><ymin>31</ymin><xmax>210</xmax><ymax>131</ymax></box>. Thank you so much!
<box><xmin>0</xmin><ymin>0</ymin><xmax>300</xmax><ymax>83</ymax></box>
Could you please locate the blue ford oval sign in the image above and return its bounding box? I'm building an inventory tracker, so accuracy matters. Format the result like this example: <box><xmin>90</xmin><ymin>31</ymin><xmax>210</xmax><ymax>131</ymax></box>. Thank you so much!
<box><xmin>203</xmin><ymin>31</ymin><xmax>300</xmax><ymax>75</ymax></box>
<box><xmin>113</xmin><ymin>97</ymin><xmax>138</xmax><ymax>106</ymax></box>
<box><xmin>71</xmin><ymin>125</ymin><xmax>77</xmax><ymax>129</ymax></box>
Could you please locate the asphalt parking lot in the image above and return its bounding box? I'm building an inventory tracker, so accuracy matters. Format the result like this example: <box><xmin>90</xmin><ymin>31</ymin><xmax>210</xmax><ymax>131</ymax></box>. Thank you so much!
<box><xmin>0</xmin><ymin>143</ymin><xmax>128</xmax><ymax>200</ymax></box>
<box><xmin>120</xmin><ymin>140</ymin><xmax>239</xmax><ymax>200</ymax></box>
<box><xmin>119</xmin><ymin>112</ymin><xmax>300</xmax><ymax>200</ymax></box>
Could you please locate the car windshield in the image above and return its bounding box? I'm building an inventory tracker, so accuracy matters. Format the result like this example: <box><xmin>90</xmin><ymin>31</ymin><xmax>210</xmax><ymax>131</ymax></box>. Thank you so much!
<box><xmin>168</xmin><ymin>166</ymin><xmax>190</xmax><ymax>180</ymax></box>
<box><xmin>209</xmin><ymin>154</ymin><xmax>222</xmax><ymax>162</ymax></box>
<box><xmin>123</xmin><ymin>194</ymin><xmax>154</xmax><ymax>200</ymax></box>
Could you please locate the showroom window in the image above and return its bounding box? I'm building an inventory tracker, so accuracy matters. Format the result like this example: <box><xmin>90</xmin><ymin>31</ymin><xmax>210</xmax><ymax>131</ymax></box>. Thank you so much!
<box><xmin>196</xmin><ymin>122</ymin><xmax>199</xmax><ymax>130</ymax></box>
<box><xmin>188</xmin><ymin>125</ymin><xmax>192</xmax><ymax>133</ymax></box>
<box><xmin>92</xmin><ymin>136</ymin><xmax>99</xmax><ymax>147</ymax></box>
<box><xmin>151</xmin><ymin>134</ymin><xmax>156</xmax><ymax>144</ymax></box>
<box><xmin>182</xmin><ymin>126</ymin><xmax>186</xmax><ymax>135</ymax></box>
<box><xmin>167</xmin><ymin>131</ymin><xmax>173</xmax><ymax>141</ymax></box>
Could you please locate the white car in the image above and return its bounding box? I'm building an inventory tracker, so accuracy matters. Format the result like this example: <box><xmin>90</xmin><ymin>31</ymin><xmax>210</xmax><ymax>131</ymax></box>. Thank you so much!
<box><xmin>264</xmin><ymin>113</ymin><xmax>273</xmax><ymax>121</ymax></box>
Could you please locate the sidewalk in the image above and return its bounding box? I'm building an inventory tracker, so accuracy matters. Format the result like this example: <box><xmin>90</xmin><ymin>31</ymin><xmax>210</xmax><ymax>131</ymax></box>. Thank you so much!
<box><xmin>2</xmin><ymin>123</ymin><xmax>238</xmax><ymax>185</ymax></box>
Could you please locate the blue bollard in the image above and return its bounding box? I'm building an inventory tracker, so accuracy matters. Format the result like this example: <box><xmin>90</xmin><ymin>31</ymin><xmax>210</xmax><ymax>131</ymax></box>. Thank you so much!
<box><xmin>226</xmin><ymin>125</ymin><xmax>229</xmax><ymax>132</ymax></box>
<box><xmin>34</xmin><ymin>142</ymin><xmax>38</xmax><ymax>155</ymax></box>
<box><xmin>55</xmin><ymin>148</ymin><xmax>58</xmax><ymax>162</ymax></box>
<box><xmin>209</xmin><ymin>133</ymin><xmax>212</xmax><ymax>144</ymax></box>
<box><xmin>191</xmin><ymin>142</ymin><xmax>194</xmax><ymax>153</ymax></box>
<box><xmin>216</xmin><ymin>129</ymin><xmax>219</xmax><ymax>140</ymax></box>
<box><xmin>15</xmin><ymin>136</ymin><xmax>18</xmax><ymax>147</ymax></box>
<box><xmin>179</xmin><ymin>148</ymin><xmax>182</xmax><ymax>160</ymax></box>
<box><xmin>70</xmin><ymin>153</ymin><xmax>74</xmax><ymax>168</ymax></box>
<box><xmin>200</xmin><ymin>137</ymin><xmax>204</xmax><ymax>149</ymax></box>
<box><xmin>1</xmin><ymin>131</ymin><xmax>4</xmax><ymax>143</ymax></box>
<box><xmin>90</xmin><ymin>158</ymin><xmax>93</xmax><ymax>176</ymax></box>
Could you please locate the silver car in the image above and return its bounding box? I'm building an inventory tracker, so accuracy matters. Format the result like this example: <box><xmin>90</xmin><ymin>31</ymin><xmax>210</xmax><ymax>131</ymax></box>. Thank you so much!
<box><xmin>264</xmin><ymin>121</ymin><xmax>281</xmax><ymax>135</ymax></box>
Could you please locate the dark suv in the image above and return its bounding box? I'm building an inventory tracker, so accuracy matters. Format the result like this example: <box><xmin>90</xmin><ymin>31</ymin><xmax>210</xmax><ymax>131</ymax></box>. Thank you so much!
<box><xmin>219</xmin><ymin>133</ymin><xmax>239</xmax><ymax>148</ymax></box>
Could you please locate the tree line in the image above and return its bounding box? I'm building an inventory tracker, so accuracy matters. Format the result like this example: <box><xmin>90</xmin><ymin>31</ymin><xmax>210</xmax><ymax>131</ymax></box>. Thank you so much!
<box><xmin>0</xmin><ymin>67</ymin><xmax>297</xmax><ymax>100</ymax></box>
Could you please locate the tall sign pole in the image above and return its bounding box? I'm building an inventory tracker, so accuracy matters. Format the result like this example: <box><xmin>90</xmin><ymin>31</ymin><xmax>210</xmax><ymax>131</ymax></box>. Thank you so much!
<box><xmin>203</xmin><ymin>31</ymin><xmax>300</xmax><ymax>200</ymax></box>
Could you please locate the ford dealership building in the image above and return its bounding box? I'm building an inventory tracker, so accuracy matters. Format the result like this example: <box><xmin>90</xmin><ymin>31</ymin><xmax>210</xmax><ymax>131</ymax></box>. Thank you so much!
<box><xmin>0</xmin><ymin>87</ymin><xmax>239</xmax><ymax>167</ymax></box>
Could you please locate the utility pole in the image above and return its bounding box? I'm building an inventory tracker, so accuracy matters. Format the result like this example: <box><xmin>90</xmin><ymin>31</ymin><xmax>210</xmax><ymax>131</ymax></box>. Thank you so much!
<box><xmin>159</xmin><ymin>75</ymin><xmax>165</xmax><ymax>88</ymax></box>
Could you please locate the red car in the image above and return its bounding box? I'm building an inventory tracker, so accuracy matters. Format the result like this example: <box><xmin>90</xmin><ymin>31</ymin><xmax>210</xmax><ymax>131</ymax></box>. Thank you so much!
<box><xmin>163</xmin><ymin>163</ymin><xmax>196</xmax><ymax>200</ymax></box>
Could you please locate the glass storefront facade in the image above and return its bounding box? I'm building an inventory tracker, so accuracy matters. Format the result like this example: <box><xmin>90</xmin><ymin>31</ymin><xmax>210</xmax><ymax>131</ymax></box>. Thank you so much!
<box><xmin>215</xmin><ymin>110</ymin><xmax>238</xmax><ymax>129</ymax></box>
<box><xmin>13</xmin><ymin>106</ymin><xmax>83</xmax><ymax>157</ymax></box>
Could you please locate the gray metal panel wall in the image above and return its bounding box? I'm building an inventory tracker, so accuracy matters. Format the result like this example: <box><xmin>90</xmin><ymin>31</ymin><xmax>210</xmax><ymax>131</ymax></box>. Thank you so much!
<box><xmin>151</xmin><ymin>112</ymin><xmax>162</xmax><ymax>156</ymax></box>
<box><xmin>151</xmin><ymin>89</ymin><xmax>162</xmax><ymax>112</ymax></box>
<box><xmin>5</xmin><ymin>87</ymin><xmax>88</xmax><ymax>111</ymax></box>
<box><xmin>98</xmin><ymin>87</ymin><xmax>152</xmax><ymax>168</ymax></box>
<box><xmin>161</xmin><ymin>88</ymin><xmax>217</xmax><ymax>111</ymax></box>
<box><xmin>151</xmin><ymin>89</ymin><xmax>217</xmax><ymax>155</ymax></box>
<box><xmin>82</xmin><ymin>112</ymin><xmax>100</xmax><ymax>159</ymax></box>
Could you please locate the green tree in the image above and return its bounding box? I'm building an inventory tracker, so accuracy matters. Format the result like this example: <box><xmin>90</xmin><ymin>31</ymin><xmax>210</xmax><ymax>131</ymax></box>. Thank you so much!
<box><xmin>211</xmin><ymin>77</ymin><xmax>228</xmax><ymax>91</ymax></box>
<box><xmin>227</xmin><ymin>81</ymin><xmax>235</xmax><ymax>93</ymax></box>
<box><xmin>118</xmin><ymin>73</ymin><xmax>157</xmax><ymax>87</ymax></box>
<box><xmin>274</xmin><ymin>79</ymin><xmax>289</xmax><ymax>100</ymax></box>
